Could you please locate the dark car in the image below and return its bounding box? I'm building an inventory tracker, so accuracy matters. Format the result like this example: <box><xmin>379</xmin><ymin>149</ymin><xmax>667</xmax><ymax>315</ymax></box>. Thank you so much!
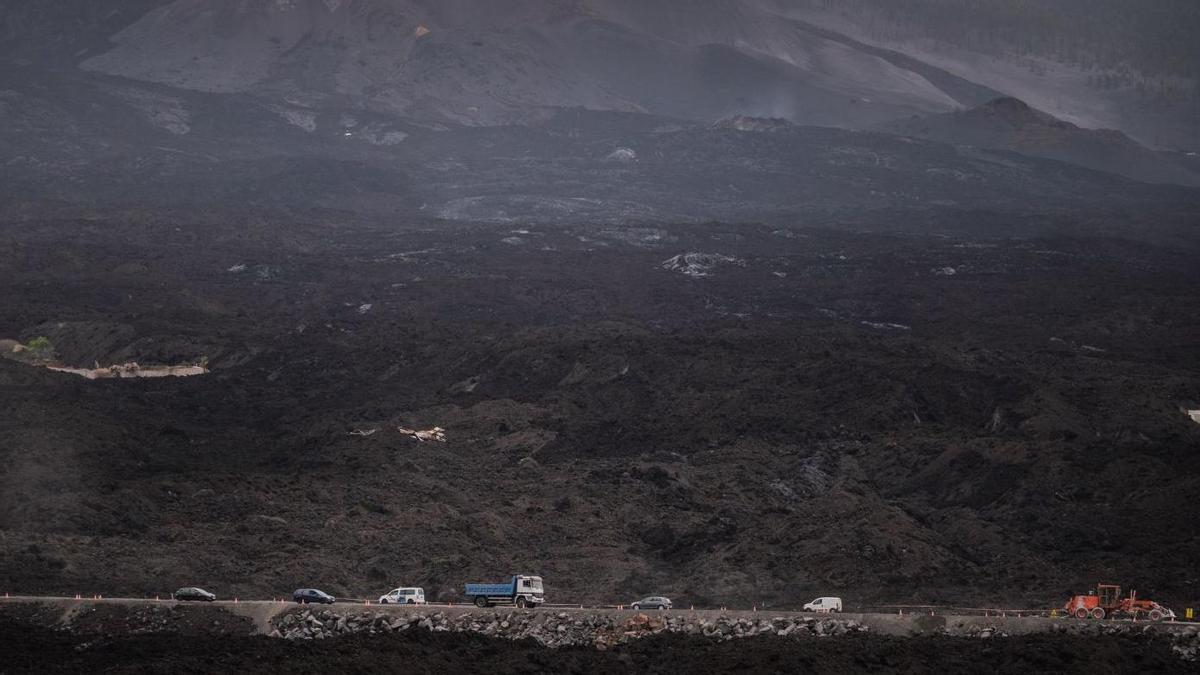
<box><xmin>173</xmin><ymin>587</ymin><xmax>216</xmax><ymax>602</ymax></box>
<box><xmin>293</xmin><ymin>588</ymin><xmax>336</xmax><ymax>605</ymax></box>
<box><xmin>631</xmin><ymin>596</ymin><xmax>672</xmax><ymax>610</ymax></box>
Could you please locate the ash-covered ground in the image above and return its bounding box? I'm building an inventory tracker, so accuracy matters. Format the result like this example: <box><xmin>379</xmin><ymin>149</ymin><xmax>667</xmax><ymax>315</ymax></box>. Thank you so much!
<box><xmin>1</xmin><ymin>212</ymin><xmax>1198</xmax><ymax>610</ymax></box>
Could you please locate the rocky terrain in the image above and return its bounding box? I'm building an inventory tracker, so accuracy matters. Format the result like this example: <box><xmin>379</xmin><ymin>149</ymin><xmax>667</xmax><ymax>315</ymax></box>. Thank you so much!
<box><xmin>272</xmin><ymin>607</ymin><xmax>868</xmax><ymax>645</ymax></box>
<box><xmin>1</xmin><ymin>213</ymin><xmax>1199</xmax><ymax>611</ymax></box>
<box><xmin>1</xmin><ymin>600</ymin><xmax>1198</xmax><ymax>673</ymax></box>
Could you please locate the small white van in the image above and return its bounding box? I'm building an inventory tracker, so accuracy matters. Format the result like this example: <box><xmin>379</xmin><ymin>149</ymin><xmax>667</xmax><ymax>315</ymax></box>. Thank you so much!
<box><xmin>379</xmin><ymin>587</ymin><xmax>426</xmax><ymax>605</ymax></box>
<box><xmin>803</xmin><ymin>596</ymin><xmax>843</xmax><ymax>613</ymax></box>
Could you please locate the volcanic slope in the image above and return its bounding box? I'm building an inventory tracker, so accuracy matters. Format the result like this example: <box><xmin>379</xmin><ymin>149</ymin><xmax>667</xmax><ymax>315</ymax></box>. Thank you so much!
<box><xmin>1</xmin><ymin>215</ymin><xmax>1198</xmax><ymax>609</ymax></box>
<box><xmin>6</xmin><ymin>0</ymin><xmax>980</xmax><ymax>129</ymax></box>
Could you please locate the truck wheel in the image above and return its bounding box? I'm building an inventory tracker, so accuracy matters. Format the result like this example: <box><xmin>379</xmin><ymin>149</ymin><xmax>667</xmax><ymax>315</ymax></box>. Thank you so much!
<box><xmin>516</xmin><ymin>597</ymin><xmax>528</xmax><ymax>609</ymax></box>
<box><xmin>474</xmin><ymin>596</ymin><xmax>489</xmax><ymax>608</ymax></box>
<box><xmin>1090</xmin><ymin>608</ymin><xmax>1106</xmax><ymax>620</ymax></box>
<box><xmin>1073</xmin><ymin>608</ymin><xmax>1089</xmax><ymax>619</ymax></box>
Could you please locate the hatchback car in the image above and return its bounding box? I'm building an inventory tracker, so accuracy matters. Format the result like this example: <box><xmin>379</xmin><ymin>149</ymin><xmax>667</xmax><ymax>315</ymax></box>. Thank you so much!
<box><xmin>631</xmin><ymin>596</ymin><xmax>672</xmax><ymax>610</ymax></box>
<box><xmin>293</xmin><ymin>588</ymin><xmax>336</xmax><ymax>604</ymax></box>
<box><xmin>173</xmin><ymin>587</ymin><xmax>216</xmax><ymax>602</ymax></box>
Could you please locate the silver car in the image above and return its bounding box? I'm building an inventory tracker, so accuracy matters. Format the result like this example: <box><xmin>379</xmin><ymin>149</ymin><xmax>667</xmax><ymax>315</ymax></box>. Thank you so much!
<box><xmin>631</xmin><ymin>596</ymin><xmax>672</xmax><ymax>610</ymax></box>
<box><xmin>173</xmin><ymin>587</ymin><xmax>216</xmax><ymax>602</ymax></box>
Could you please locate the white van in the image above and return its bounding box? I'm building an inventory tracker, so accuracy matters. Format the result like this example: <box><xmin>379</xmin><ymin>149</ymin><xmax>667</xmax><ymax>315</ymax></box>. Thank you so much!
<box><xmin>803</xmin><ymin>596</ymin><xmax>843</xmax><ymax>613</ymax></box>
<box><xmin>379</xmin><ymin>587</ymin><xmax>426</xmax><ymax>605</ymax></box>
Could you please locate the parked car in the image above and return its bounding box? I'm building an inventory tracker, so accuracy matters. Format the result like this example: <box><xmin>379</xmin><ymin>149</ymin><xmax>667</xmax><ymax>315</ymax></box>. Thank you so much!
<box><xmin>630</xmin><ymin>596</ymin><xmax>673</xmax><ymax>610</ymax></box>
<box><xmin>173</xmin><ymin>587</ymin><xmax>216</xmax><ymax>602</ymax></box>
<box><xmin>803</xmin><ymin>596</ymin><xmax>843</xmax><ymax>613</ymax></box>
<box><xmin>378</xmin><ymin>587</ymin><xmax>426</xmax><ymax>605</ymax></box>
<box><xmin>293</xmin><ymin>588</ymin><xmax>336</xmax><ymax>604</ymax></box>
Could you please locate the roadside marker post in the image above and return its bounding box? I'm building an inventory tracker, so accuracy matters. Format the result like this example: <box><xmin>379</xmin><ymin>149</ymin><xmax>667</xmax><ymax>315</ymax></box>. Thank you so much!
<box><xmin>1187</xmin><ymin>608</ymin><xmax>1194</xmax><ymax>620</ymax></box>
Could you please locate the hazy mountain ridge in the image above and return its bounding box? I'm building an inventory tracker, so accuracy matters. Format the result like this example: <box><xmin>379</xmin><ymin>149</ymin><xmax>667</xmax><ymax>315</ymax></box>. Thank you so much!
<box><xmin>772</xmin><ymin>0</ymin><xmax>1200</xmax><ymax>149</ymax></box>
<box><xmin>4</xmin><ymin>0</ymin><xmax>1193</xmax><ymax>149</ymax></box>
<box><xmin>883</xmin><ymin>97</ymin><xmax>1200</xmax><ymax>187</ymax></box>
<box><xmin>65</xmin><ymin>0</ymin><xmax>971</xmax><ymax>128</ymax></box>
<box><xmin>4</xmin><ymin>66</ymin><xmax>1197</xmax><ymax>228</ymax></box>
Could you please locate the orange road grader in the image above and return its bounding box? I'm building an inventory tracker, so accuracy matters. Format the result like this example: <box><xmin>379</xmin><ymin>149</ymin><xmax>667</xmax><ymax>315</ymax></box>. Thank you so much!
<box><xmin>1064</xmin><ymin>584</ymin><xmax>1175</xmax><ymax>621</ymax></box>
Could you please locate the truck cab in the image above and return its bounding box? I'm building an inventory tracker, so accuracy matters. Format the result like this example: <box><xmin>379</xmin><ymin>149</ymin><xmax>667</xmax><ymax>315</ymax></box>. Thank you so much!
<box><xmin>804</xmin><ymin>596</ymin><xmax>843</xmax><ymax>613</ymax></box>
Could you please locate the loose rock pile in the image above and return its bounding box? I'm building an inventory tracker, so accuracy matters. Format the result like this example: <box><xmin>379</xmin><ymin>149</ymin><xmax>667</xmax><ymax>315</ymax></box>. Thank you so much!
<box><xmin>960</xmin><ymin>625</ymin><xmax>1009</xmax><ymax>639</ymax></box>
<box><xmin>950</xmin><ymin>620</ymin><xmax>1198</xmax><ymax>661</ymax></box>
<box><xmin>1171</xmin><ymin>628</ymin><xmax>1200</xmax><ymax>661</ymax></box>
<box><xmin>271</xmin><ymin>610</ymin><xmax>868</xmax><ymax>648</ymax></box>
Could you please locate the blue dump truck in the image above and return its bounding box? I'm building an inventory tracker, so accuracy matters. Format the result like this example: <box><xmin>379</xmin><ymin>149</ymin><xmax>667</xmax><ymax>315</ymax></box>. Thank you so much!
<box><xmin>464</xmin><ymin>575</ymin><xmax>544</xmax><ymax>608</ymax></box>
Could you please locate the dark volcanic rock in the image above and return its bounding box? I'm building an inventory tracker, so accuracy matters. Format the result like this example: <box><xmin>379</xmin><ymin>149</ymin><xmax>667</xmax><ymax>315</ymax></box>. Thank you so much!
<box><xmin>0</xmin><ymin>215</ymin><xmax>1198</xmax><ymax>609</ymax></box>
